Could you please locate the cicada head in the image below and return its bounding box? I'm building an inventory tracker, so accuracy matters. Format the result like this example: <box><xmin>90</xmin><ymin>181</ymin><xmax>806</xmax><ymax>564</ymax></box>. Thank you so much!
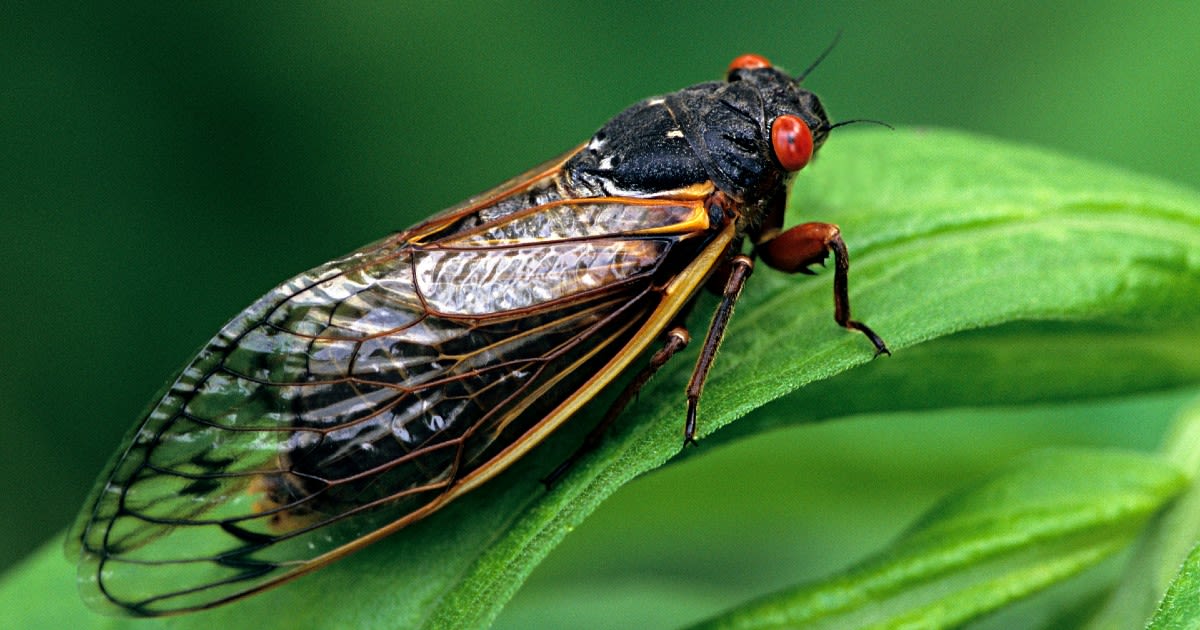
<box><xmin>705</xmin><ymin>54</ymin><xmax>834</xmax><ymax>201</ymax></box>
<box><xmin>565</xmin><ymin>52</ymin><xmax>836</xmax><ymax>210</ymax></box>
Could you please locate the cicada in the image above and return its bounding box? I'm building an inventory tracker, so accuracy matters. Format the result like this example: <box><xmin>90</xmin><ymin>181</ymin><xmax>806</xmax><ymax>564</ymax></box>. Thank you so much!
<box><xmin>67</xmin><ymin>50</ymin><xmax>887</xmax><ymax>616</ymax></box>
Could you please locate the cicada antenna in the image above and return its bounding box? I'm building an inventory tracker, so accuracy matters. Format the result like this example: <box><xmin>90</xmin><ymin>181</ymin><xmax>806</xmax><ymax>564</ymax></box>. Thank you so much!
<box><xmin>828</xmin><ymin>119</ymin><xmax>894</xmax><ymax>131</ymax></box>
<box><xmin>796</xmin><ymin>31</ymin><xmax>843</xmax><ymax>82</ymax></box>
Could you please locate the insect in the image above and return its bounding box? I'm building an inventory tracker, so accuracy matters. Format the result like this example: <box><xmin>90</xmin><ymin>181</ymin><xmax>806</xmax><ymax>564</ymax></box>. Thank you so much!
<box><xmin>67</xmin><ymin>49</ymin><xmax>888</xmax><ymax>616</ymax></box>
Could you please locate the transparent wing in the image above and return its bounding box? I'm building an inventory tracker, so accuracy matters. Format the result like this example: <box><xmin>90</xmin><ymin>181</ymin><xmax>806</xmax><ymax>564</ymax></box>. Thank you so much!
<box><xmin>68</xmin><ymin>197</ymin><xmax>714</xmax><ymax>616</ymax></box>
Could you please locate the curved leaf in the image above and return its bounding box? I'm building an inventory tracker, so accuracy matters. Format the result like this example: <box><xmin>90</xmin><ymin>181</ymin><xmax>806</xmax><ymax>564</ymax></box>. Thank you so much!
<box><xmin>687</xmin><ymin>449</ymin><xmax>1187</xmax><ymax>629</ymax></box>
<box><xmin>1146</xmin><ymin>542</ymin><xmax>1200</xmax><ymax>630</ymax></box>
<box><xmin>2</xmin><ymin>128</ymin><xmax>1199</xmax><ymax>628</ymax></box>
<box><xmin>1088</xmin><ymin>397</ymin><xmax>1200</xmax><ymax>628</ymax></box>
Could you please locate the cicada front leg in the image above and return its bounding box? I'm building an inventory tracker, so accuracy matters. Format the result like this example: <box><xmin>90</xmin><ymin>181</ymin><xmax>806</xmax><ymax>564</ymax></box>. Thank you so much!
<box><xmin>759</xmin><ymin>221</ymin><xmax>890</xmax><ymax>357</ymax></box>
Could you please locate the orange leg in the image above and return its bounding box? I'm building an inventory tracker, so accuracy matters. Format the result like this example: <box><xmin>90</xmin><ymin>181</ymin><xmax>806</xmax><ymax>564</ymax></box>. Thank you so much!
<box><xmin>759</xmin><ymin>222</ymin><xmax>889</xmax><ymax>356</ymax></box>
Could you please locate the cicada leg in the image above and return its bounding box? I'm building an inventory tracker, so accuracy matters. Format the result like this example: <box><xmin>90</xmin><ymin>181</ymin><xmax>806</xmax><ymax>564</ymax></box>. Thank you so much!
<box><xmin>759</xmin><ymin>221</ymin><xmax>890</xmax><ymax>356</ymax></box>
<box><xmin>684</xmin><ymin>254</ymin><xmax>754</xmax><ymax>445</ymax></box>
<box><xmin>542</xmin><ymin>327</ymin><xmax>691</xmax><ymax>488</ymax></box>
<box><xmin>684</xmin><ymin>221</ymin><xmax>889</xmax><ymax>445</ymax></box>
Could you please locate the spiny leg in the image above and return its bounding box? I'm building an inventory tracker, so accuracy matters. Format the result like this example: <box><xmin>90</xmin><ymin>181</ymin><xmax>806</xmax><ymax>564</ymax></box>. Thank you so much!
<box><xmin>541</xmin><ymin>327</ymin><xmax>691</xmax><ymax>488</ymax></box>
<box><xmin>684</xmin><ymin>254</ymin><xmax>755</xmax><ymax>446</ymax></box>
<box><xmin>759</xmin><ymin>222</ymin><xmax>889</xmax><ymax>356</ymax></box>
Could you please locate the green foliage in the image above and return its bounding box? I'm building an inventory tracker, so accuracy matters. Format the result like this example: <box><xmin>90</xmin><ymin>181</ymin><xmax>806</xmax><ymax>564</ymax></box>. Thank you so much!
<box><xmin>1147</xmin><ymin>543</ymin><xmax>1200</xmax><ymax>630</ymax></box>
<box><xmin>2</xmin><ymin>129</ymin><xmax>1198</xmax><ymax>628</ymax></box>
<box><xmin>690</xmin><ymin>450</ymin><xmax>1187</xmax><ymax>630</ymax></box>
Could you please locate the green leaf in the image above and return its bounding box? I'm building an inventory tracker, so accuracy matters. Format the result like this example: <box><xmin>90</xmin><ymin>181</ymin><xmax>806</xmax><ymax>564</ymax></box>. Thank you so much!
<box><xmin>1086</xmin><ymin>398</ymin><xmax>1200</xmax><ymax>628</ymax></box>
<box><xmin>3</xmin><ymin>128</ymin><xmax>1199</xmax><ymax>628</ymax></box>
<box><xmin>685</xmin><ymin>449</ymin><xmax>1187</xmax><ymax>630</ymax></box>
<box><xmin>1146</xmin><ymin>543</ymin><xmax>1200</xmax><ymax>630</ymax></box>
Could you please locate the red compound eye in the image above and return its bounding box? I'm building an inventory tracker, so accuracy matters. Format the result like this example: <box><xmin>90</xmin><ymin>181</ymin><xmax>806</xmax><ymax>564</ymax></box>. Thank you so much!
<box><xmin>727</xmin><ymin>53</ymin><xmax>771</xmax><ymax>76</ymax></box>
<box><xmin>770</xmin><ymin>114</ymin><xmax>814</xmax><ymax>171</ymax></box>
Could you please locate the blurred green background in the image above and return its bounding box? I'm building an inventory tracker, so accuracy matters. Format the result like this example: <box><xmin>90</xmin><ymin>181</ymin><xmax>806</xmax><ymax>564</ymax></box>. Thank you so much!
<box><xmin>3</xmin><ymin>2</ymin><xmax>1198</xmax><ymax>627</ymax></box>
